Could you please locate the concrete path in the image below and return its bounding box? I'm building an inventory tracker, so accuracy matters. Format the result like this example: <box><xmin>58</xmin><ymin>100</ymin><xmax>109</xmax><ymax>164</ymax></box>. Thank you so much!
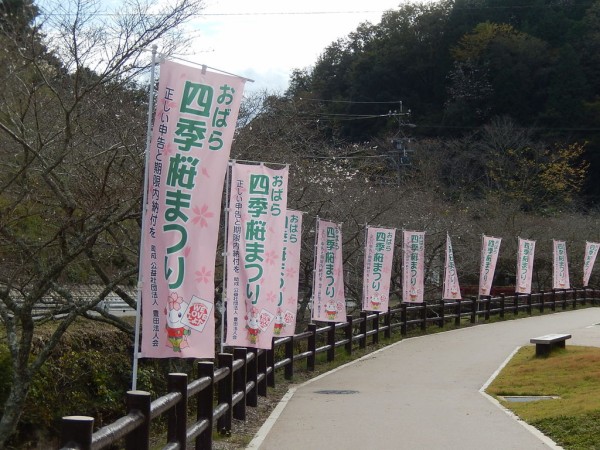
<box><xmin>249</xmin><ymin>308</ymin><xmax>600</xmax><ymax>450</ymax></box>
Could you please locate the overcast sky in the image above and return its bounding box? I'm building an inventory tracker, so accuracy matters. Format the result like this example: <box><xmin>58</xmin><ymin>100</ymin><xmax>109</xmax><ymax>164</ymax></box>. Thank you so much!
<box><xmin>184</xmin><ymin>1</ymin><xmax>412</xmax><ymax>94</ymax></box>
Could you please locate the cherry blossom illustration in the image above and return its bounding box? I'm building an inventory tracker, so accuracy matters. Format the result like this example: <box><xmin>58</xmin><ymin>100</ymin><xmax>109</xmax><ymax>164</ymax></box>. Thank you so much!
<box><xmin>191</xmin><ymin>204</ymin><xmax>214</xmax><ymax>228</ymax></box>
<box><xmin>285</xmin><ymin>266</ymin><xmax>297</xmax><ymax>278</ymax></box>
<box><xmin>286</xmin><ymin>296</ymin><xmax>297</xmax><ymax>306</ymax></box>
<box><xmin>195</xmin><ymin>266</ymin><xmax>213</xmax><ymax>284</ymax></box>
<box><xmin>265</xmin><ymin>291</ymin><xmax>277</xmax><ymax>305</ymax></box>
<box><xmin>264</xmin><ymin>250</ymin><xmax>278</xmax><ymax>266</ymax></box>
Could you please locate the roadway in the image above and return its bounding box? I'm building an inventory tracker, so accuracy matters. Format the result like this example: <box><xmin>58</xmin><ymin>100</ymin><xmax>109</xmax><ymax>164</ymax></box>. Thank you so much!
<box><xmin>249</xmin><ymin>308</ymin><xmax>600</xmax><ymax>449</ymax></box>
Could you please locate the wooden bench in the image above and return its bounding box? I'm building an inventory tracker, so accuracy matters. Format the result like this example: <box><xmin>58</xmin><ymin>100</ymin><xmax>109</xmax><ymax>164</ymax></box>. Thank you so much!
<box><xmin>530</xmin><ymin>333</ymin><xmax>571</xmax><ymax>356</ymax></box>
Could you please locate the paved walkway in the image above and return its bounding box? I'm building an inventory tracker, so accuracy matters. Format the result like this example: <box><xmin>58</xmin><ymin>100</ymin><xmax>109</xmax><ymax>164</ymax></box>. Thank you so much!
<box><xmin>249</xmin><ymin>308</ymin><xmax>600</xmax><ymax>449</ymax></box>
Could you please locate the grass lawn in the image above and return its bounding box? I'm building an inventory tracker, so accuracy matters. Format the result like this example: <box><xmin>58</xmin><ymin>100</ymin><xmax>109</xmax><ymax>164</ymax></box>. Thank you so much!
<box><xmin>486</xmin><ymin>345</ymin><xmax>600</xmax><ymax>450</ymax></box>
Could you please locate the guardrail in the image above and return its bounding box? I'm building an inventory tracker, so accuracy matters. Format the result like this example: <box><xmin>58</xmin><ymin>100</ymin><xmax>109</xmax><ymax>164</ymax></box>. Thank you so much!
<box><xmin>59</xmin><ymin>288</ymin><xmax>598</xmax><ymax>450</ymax></box>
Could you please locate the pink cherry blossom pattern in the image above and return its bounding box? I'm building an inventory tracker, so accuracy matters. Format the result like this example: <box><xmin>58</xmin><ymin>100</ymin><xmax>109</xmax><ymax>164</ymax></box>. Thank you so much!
<box><xmin>195</xmin><ymin>266</ymin><xmax>213</xmax><ymax>284</ymax></box>
<box><xmin>266</xmin><ymin>291</ymin><xmax>277</xmax><ymax>304</ymax></box>
<box><xmin>192</xmin><ymin>204</ymin><xmax>214</xmax><ymax>228</ymax></box>
<box><xmin>264</xmin><ymin>250</ymin><xmax>278</xmax><ymax>266</ymax></box>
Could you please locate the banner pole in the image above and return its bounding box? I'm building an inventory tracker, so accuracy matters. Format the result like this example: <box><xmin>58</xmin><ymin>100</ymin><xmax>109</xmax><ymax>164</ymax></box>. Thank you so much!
<box><xmin>362</xmin><ymin>224</ymin><xmax>369</xmax><ymax>310</ymax></box>
<box><xmin>311</xmin><ymin>217</ymin><xmax>320</xmax><ymax>322</ymax></box>
<box><xmin>220</xmin><ymin>161</ymin><xmax>233</xmax><ymax>354</ymax></box>
<box><xmin>442</xmin><ymin>233</ymin><xmax>449</xmax><ymax>301</ymax></box>
<box><xmin>131</xmin><ymin>45</ymin><xmax>158</xmax><ymax>391</ymax></box>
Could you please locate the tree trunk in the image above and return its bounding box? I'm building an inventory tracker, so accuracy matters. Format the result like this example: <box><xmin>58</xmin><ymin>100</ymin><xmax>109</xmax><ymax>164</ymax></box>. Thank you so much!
<box><xmin>0</xmin><ymin>374</ymin><xmax>31</xmax><ymax>450</ymax></box>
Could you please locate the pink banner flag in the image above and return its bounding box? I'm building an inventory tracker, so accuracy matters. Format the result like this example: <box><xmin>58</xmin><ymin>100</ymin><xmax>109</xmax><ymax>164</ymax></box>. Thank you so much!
<box><xmin>553</xmin><ymin>240</ymin><xmax>570</xmax><ymax>290</ymax></box>
<box><xmin>312</xmin><ymin>219</ymin><xmax>346</xmax><ymax>322</ymax></box>
<box><xmin>274</xmin><ymin>210</ymin><xmax>303</xmax><ymax>337</ymax></box>
<box><xmin>443</xmin><ymin>234</ymin><xmax>462</xmax><ymax>300</ymax></box>
<box><xmin>583</xmin><ymin>241</ymin><xmax>600</xmax><ymax>287</ymax></box>
<box><xmin>362</xmin><ymin>226</ymin><xmax>396</xmax><ymax>311</ymax></box>
<box><xmin>403</xmin><ymin>231</ymin><xmax>425</xmax><ymax>303</ymax></box>
<box><xmin>478</xmin><ymin>236</ymin><xmax>501</xmax><ymax>297</ymax></box>
<box><xmin>140</xmin><ymin>60</ymin><xmax>245</xmax><ymax>358</ymax></box>
<box><xmin>225</xmin><ymin>163</ymin><xmax>289</xmax><ymax>349</ymax></box>
<box><xmin>516</xmin><ymin>238</ymin><xmax>535</xmax><ymax>294</ymax></box>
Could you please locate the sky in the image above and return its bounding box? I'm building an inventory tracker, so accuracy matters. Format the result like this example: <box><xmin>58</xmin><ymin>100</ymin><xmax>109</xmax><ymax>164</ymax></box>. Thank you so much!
<box><xmin>184</xmin><ymin>1</ymin><xmax>410</xmax><ymax>94</ymax></box>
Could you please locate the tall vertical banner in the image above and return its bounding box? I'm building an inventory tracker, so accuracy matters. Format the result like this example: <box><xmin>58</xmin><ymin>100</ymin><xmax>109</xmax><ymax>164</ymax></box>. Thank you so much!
<box><xmin>274</xmin><ymin>210</ymin><xmax>303</xmax><ymax>337</ymax></box>
<box><xmin>403</xmin><ymin>231</ymin><xmax>425</xmax><ymax>303</ymax></box>
<box><xmin>312</xmin><ymin>219</ymin><xmax>346</xmax><ymax>322</ymax></box>
<box><xmin>583</xmin><ymin>241</ymin><xmax>600</xmax><ymax>287</ymax></box>
<box><xmin>516</xmin><ymin>238</ymin><xmax>536</xmax><ymax>294</ymax></box>
<box><xmin>362</xmin><ymin>226</ymin><xmax>396</xmax><ymax>311</ymax></box>
<box><xmin>225</xmin><ymin>163</ymin><xmax>288</xmax><ymax>349</ymax></box>
<box><xmin>443</xmin><ymin>234</ymin><xmax>462</xmax><ymax>300</ymax></box>
<box><xmin>140</xmin><ymin>60</ymin><xmax>245</xmax><ymax>358</ymax></box>
<box><xmin>478</xmin><ymin>235</ymin><xmax>501</xmax><ymax>297</ymax></box>
<box><xmin>553</xmin><ymin>240</ymin><xmax>570</xmax><ymax>290</ymax></box>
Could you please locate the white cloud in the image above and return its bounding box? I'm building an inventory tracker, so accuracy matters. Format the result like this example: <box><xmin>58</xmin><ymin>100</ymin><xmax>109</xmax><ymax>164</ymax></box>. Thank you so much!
<box><xmin>183</xmin><ymin>0</ymin><xmax>409</xmax><ymax>93</ymax></box>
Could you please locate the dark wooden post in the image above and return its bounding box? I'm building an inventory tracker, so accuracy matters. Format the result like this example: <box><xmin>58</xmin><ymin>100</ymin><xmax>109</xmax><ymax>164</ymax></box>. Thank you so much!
<box><xmin>345</xmin><ymin>315</ymin><xmax>354</xmax><ymax>355</ymax></box>
<box><xmin>246</xmin><ymin>349</ymin><xmax>258</xmax><ymax>407</ymax></box>
<box><xmin>125</xmin><ymin>391</ymin><xmax>152</xmax><ymax>450</ymax></box>
<box><xmin>439</xmin><ymin>300</ymin><xmax>445</xmax><ymax>328</ymax></box>
<box><xmin>573</xmin><ymin>289</ymin><xmax>578</xmax><ymax>309</ymax></box>
<box><xmin>257</xmin><ymin>349</ymin><xmax>268</xmax><ymax>397</ymax></box>
<box><xmin>400</xmin><ymin>303</ymin><xmax>408</xmax><ymax>336</ymax></box>
<box><xmin>266</xmin><ymin>343</ymin><xmax>275</xmax><ymax>388</ymax></box>
<box><xmin>454</xmin><ymin>300</ymin><xmax>461</xmax><ymax>327</ymax></box>
<box><xmin>167</xmin><ymin>373</ymin><xmax>188</xmax><ymax>445</ymax></box>
<box><xmin>359</xmin><ymin>311</ymin><xmax>368</xmax><ymax>349</ymax></box>
<box><xmin>562</xmin><ymin>289</ymin><xmax>567</xmax><ymax>310</ymax></box>
<box><xmin>233</xmin><ymin>348</ymin><xmax>247</xmax><ymax>420</ymax></box>
<box><xmin>499</xmin><ymin>294</ymin><xmax>505</xmax><ymax>319</ymax></box>
<box><xmin>484</xmin><ymin>296</ymin><xmax>491</xmax><ymax>321</ymax></box>
<box><xmin>420</xmin><ymin>303</ymin><xmax>427</xmax><ymax>331</ymax></box>
<box><xmin>373</xmin><ymin>311</ymin><xmax>380</xmax><ymax>345</ymax></box>
<box><xmin>327</xmin><ymin>322</ymin><xmax>336</xmax><ymax>362</ymax></box>
<box><xmin>217</xmin><ymin>354</ymin><xmax>233</xmax><ymax>434</ymax></box>
<box><xmin>540</xmin><ymin>291</ymin><xmax>545</xmax><ymax>313</ymax></box>
<box><xmin>527</xmin><ymin>293</ymin><xmax>532</xmax><ymax>315</ymax></box>
<box><xmin>197</xmin><ymin>361</ymin><xmax>214</xmax><ymax>450</ymax></box>
<box><xmin>470</xmin><ymin>298</ymin><xmax>477</xmax><ymax>324</ymax></box>
<box><xmin>60</xmin><ymin>416</ymin><xmax>94</xmax><ymax>450</ymax></box>
<box><xmin>551</xmin><ymin>289</ymin><xmax>557</xmax><ymax>311</ymax></box>
<box><xmin>284</xmin><ymin>337</ymin><xmax>294</xmax><ymax>380</ymax></box>
<box><xmin>513</xmin><ymin>293</ymin><xmax>519</xmax><ymax>316</ymax></box>
<box><xmin>384</xmin><ymin>307</ymin><xmax>392</xmax><ymax>339</ymax></box>
<box><xmin>582</xmin><ymin>287</ymin><xmax>587</xmax><ymax>305</ymax></box>
<box><xmin>307</xmin><ymin>323</ymin><xmax>317</xmax><ymax>371</ymax></box>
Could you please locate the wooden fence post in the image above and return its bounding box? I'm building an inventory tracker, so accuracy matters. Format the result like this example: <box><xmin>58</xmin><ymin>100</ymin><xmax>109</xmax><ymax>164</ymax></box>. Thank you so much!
<box><xmin>307</xmin><ymin>323</ymin><xmax>317</xmax><ymax>371</ymax></box>
<box><xmin>439</xmin><ymin>300</ymin><xmax>445</xmax><ymax>328</ymax></box>
<box><xmin>125</xmin><ymin>391</ymin><xmax>151</xmax><ymax>450</ymax></box>
<box><xmin>197</xmin><ymin>361</ymin><xmax>214</xmax><ymax>449</ymax></box>
<box><xmin>551</xmin><ymin>289</ymin><xmax>557</xmax><ymax>311</ymax></box>
<box><xmin>513</xmin><ymin>294</ymin><xmax>519</xmax><ymax>316</ymax></box>
<box><xmin>540</xmin><ymin>291</ymin><xmax>545</xmax><ymax>313</ymax></box>
<box><xmin>345</xmin><ymin>315</ymin><xmax>354</xmax><ymax>355</ymax></box>
<box><xmin>167</xmin><ymin>373</ymin><xmax>188</xmax><ymax>446</ymax></box>
<box><xmin>327</xmin><ymin>322</ymin><xmax>336</xmax><ymax>362</ymax></box>
<box><xmin>527</xmin><ymin>293</ymin><xmax>532</xmax><ymax>315</ymax></box>
<box><xmin>562</xmin><ymin>289</ymin><xmax>567</xmax><ymax>310</ymax></box>
<box><xmin>267</xmin><ymin>342</ymin><xmax>275</xmax><ymax>388</ymax></box>
<box><xmin>246</xmin><ymin>349</ymin><xmax>258</xmax><ymax>407</ymax></box>
<box><xmin>400</xmin><ymin>303</ymin><xmax>408</xmax><ymax>336</ymax></box>
<box><xmin>499</xmin><ymin>294</ymin><xmax>505</xmax><ymax>319</ymax></box>
<box><xmin>373</xmin><ymin>311</ymin><xmax>380</xmax><ymax>345</ymax></box>
<box><xmin>284</xmin><ymin>337</ymin><xmax>294</xmax><ymax>380</ymax></box>
<box><xmin>359</xmin><ymin>311</ymin><xmax>367</xmax><ymax>349</ymax></box>
<box><xmin>233</xmin><ymin>348</ymin><xmax>247</xmax><ymax>420</ymax></box>
<box><xmin>484</xmin><ymin>296</ymin><xmax>491</xmax><ymax>321</ymax></box>
<box><xmin>60</xmin><ymin>416</ymin><xmax>94</xmax><ymax>450</ymax></box>
<box><xmin>454</xmin><ymin>300</ymin><xmax>461</xmax><ymax>327</ymax></box>
<box><xmin>420</xmin><ymin>303</ymin><xmax>427</xmax><ymax>331</ymax></box>
<box><xmin>384</xmin><ymin>307</ymin><xmax>391</xmax><ymax>339</ymax></box>
<box><xmin>573</xmin><ymin>289</ymin><xmax>578</xmax><ymax>309</ymax></box>
<box><xmin>470</xmin><ymin>298</ymin><xmax>477</xmax><ymax>324</ymax></box>
<box><xmin>217</xmin><ymin>354</ymin><xmax>233</xmax><ymax>434</ymax></box>
<box><xmin>257</xmin><ymin>349</ymin><xmax>268</xmax><ymax>397</ymax></box>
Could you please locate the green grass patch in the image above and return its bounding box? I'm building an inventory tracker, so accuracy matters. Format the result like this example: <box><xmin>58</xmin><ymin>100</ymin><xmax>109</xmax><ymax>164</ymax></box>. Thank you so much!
<box><xmin>486</xmin><ymin>345</ymin><xmax>600</xmax><ymax>449</ymax></box>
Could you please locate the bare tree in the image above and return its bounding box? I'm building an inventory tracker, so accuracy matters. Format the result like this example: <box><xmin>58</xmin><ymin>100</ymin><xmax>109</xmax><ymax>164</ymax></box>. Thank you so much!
<box><xmin>0</xmin><ymin>0</ymin><xmax>203</xmax><ymax>445</ymax></box>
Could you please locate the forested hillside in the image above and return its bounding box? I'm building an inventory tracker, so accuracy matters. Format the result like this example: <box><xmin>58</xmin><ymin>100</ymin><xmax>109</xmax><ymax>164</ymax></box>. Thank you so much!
<box><xmin>283</xmin><ymin>0</ymin><xmax>600</xmax><ymax>203</ymax></box>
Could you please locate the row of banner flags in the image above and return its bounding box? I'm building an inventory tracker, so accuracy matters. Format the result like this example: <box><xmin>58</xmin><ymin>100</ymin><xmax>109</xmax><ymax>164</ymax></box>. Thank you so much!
<box><xmin>135</xmin><ymin>59</ymin><xmax>600</xmax><ymax>363</ymax></box>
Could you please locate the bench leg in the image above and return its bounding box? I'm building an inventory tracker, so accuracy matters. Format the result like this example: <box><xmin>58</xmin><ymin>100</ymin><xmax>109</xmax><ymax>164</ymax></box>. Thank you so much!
<box><xmin>536</xmin><ymin>344</ymin><xmax>551</xmax><ymax>357</ymax></box>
